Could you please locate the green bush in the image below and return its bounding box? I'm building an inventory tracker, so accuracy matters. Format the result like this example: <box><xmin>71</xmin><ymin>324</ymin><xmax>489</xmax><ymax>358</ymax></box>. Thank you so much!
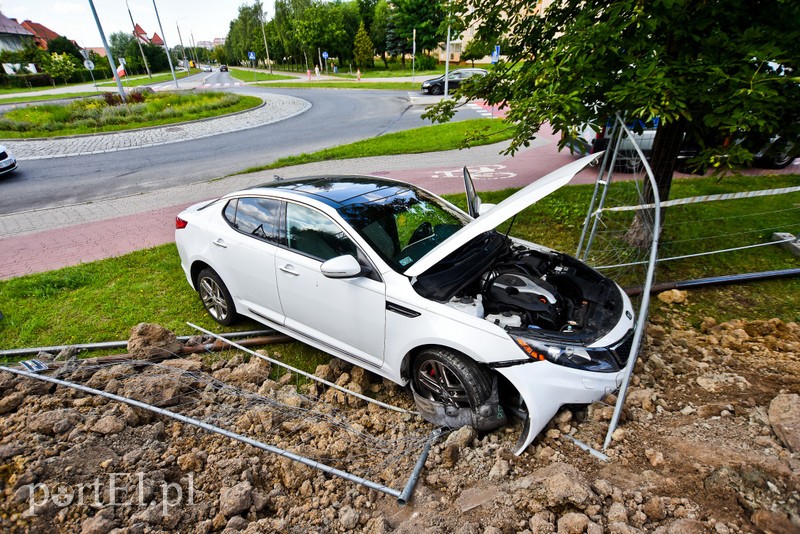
<box><xmin>415</xmin><ymin>54</ymin><xmax>438</xmax><ymax>70</ymax></box>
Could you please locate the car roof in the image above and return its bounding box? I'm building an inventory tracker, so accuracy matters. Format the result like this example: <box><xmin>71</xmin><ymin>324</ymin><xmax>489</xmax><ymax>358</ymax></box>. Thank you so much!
<box><xmin>245</xmin><ymin>175</ymin><xmax>420</xmax><ymax>209</ymax></box>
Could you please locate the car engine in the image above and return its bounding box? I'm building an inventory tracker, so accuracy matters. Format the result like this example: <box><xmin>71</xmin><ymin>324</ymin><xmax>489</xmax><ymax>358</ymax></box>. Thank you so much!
<box><xmin>445</xmin><ymin>244</ymin><xmax>622</xmax><ymax>339</ymax></box>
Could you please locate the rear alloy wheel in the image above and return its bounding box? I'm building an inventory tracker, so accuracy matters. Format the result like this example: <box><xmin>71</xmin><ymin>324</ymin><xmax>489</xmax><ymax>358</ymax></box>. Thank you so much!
<box><xmin>412</xmin><ymin>348</ymin><xmax>492</xmax><ymax>410</ymax></box>
<box><xmin>197</xmin><ymin>268</ymin><xmax>237</xmax><ymax>325</ymax></box>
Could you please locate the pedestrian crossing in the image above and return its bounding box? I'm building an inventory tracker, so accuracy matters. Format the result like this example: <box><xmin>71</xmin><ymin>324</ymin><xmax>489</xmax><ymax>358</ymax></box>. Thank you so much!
<box><xmin>466</xmin><ymin>101</ymin><xmax>507</xmax><ymax>119</ymax></box>
<box><xmin>199</xmin><ymin>82</ymin><xmax>245</xmax><ymax>89</ymax></box>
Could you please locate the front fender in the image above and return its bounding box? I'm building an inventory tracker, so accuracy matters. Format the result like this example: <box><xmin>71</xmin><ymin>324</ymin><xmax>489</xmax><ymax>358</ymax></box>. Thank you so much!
<box><xmin>496</xmin><ymin>361</ymin><xmax>623</xmax><ymax>455</ymax></box>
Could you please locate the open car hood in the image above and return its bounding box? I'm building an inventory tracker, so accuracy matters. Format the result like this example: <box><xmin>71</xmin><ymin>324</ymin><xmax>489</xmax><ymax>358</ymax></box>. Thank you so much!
<box><xmin>404</xmin><ymin>153</ymin><xmax>602</xmax><ymax>278</ymax></box>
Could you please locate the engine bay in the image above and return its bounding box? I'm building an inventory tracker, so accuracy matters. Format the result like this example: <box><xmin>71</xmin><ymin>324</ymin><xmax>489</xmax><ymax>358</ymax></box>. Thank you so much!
<box><xmin>445</xmin><ymin>244</ymin><xmax>624</xmax><ymax>341</ymax></box>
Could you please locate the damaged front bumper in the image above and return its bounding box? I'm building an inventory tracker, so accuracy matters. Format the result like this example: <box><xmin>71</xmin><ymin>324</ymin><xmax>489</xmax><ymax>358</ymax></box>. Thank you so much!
<box><xmin>496</xmin><ymin>361</ymin><xmax>624</xmax><ymax>455</ymax></box>
<box><xmin>410</xmin><ymin>362</ymin><xmax>623</xmax><ymax>456</ymax></box>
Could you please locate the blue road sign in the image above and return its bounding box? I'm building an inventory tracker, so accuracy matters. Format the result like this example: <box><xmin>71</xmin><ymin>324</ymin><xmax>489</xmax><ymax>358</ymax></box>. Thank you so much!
<box><xmin>322</xmin><ymin>51</ymin><xmax>329</xmax><ymax>59</ymax></box>
<box><xmin>248</xmin><ymin>51</ymin><xmax>256</xmax><ymax>60</ymax></box>
<box><xmin>491</xmin><ymin>45</ymin><xmax>500</xmax><ymax>64</ymax></box>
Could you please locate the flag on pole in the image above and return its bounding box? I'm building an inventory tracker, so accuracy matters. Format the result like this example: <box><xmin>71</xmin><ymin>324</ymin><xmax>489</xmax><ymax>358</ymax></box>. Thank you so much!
<box><xmin>117</xmin><ymin>63</ymin><xmax>126</xmax><ymax>77</ymax></box>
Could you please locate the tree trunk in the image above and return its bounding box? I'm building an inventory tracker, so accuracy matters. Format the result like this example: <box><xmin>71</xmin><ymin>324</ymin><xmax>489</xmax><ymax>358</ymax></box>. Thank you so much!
<box><xmin>624</xmin><ymin>117</ymin><xmax>686</xmax><ymax>248</ymax></box>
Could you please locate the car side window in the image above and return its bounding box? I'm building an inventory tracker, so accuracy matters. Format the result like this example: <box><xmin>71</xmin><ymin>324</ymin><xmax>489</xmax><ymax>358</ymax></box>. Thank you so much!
<box><xmin>223</xmin><ymin>197</ymin><xmax>280</xmax><ymax>242</ymax></box>
<box><xmin>285</xmin><ymin>203</ymin><xmax>357</xmax><ymax>261</ymax></box>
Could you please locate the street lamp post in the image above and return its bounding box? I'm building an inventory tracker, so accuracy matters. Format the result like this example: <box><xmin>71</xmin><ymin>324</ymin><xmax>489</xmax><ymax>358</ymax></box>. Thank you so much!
<box><xmin>86</xmin><ymin>0</ymin><xmax>126</xmax><ymax>102</ymax></box>
<box><xmin>151</xmin><ymin>0</ymin><xmax>179</xmax><ymax>88</ymax></box>
<box><xmin>126</xmin><ymin>0</ymin><xmax>151</xmax><ymax>78</ymax></box>
<box><xmin>176</xmin><ymin>22</ymin><xmax>188</xmax><ymax>70</ymax></box>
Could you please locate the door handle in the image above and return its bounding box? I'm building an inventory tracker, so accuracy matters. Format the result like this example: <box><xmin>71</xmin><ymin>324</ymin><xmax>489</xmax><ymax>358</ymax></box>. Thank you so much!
<box><xmin>279</xmin><ymin>264</ymin><xmax>299</xmax><ymax>276</ymax></box>
<box><xmin>212</xmin><ymin>238</ymin><xmax>227</xmax><ymax>248</ymax></box>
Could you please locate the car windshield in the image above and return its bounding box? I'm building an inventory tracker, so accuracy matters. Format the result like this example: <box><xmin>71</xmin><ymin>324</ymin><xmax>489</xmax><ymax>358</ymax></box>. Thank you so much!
<box><xmin>337</xmin><ymin>188</ymin><xmax>470</xmax><ymax>273</ymax></box>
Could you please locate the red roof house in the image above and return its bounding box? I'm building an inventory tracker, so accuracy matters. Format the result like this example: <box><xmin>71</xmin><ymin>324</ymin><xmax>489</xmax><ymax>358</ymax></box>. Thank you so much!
<box><xmin>20</xmin><ymin>20</ymin><xmax>60</xmax><ymax>49</ymax></box>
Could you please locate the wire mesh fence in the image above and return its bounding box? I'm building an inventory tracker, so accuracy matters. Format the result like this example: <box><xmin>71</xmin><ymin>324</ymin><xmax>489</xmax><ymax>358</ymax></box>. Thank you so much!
<box><xmin>6</xmin><ymin>341</ymin><xmax>443</xmax><ymax>503</ymax></box>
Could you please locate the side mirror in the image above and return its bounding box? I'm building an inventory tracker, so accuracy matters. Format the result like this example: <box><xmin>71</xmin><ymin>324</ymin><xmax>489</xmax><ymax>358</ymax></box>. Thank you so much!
<box><xmin>320</xmin><ymin>255</ymin><xmax>364</xmax><ymax>279</ymax></box>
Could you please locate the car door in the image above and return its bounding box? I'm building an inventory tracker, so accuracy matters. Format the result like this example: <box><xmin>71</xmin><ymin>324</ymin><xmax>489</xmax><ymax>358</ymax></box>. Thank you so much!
<box><xmin>209</xmin><ymin>197</ymin><xmax>284</xmax><ymax>324</ymax></box>
<box><xmin>275</xmin><ymin>201</ymin><xmax>386</xmax><ymax>368</ymax></box>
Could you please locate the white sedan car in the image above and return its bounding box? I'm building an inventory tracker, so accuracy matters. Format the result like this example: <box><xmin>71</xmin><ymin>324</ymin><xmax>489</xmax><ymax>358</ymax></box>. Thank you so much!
<box><xmin>175</xmin><ymin>154</ymin><xmax>634</xmax><ymax>454</ymax></box>
<box><xmin>0</xmin><ymin>145</ymin><xmax>17</xmax><ymax>176</ymax></box>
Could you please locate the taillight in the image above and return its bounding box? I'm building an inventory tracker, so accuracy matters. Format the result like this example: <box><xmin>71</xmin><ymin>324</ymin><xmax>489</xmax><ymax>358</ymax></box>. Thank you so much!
<box><xmin>175</xmin><ymin>217</ymin><xmax>188</xmax><ymax>229</ymax></box>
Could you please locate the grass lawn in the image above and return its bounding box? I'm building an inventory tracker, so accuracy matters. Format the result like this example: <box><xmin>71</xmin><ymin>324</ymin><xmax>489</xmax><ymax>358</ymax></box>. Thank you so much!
<box><xmin>0</xmin><ymin>91</ymin><xmax>261</xmax><ymax>138</ymax></box>
<box><xmin>228</xmin><ymin>68</ymin><xmax>296</xmax><ymax>83</ymax></box>
<box><xmin>237</xmin><ymin>118</ymin><xmax>514</xmax><ymax>175</ymax></box>
<box><xmin>255</xmin><ymin>80</ymin><xmax>418</xmax><ymax>91</ymax></box>
<box><xmin>1</xmin><ymin>174</ymin><xmax>797</xmax><ymax>361</ymax></box>
<box><xmin>0</xmin><ymin>92</ymin><xmax>105</xmax><ymax>104</ymax></box>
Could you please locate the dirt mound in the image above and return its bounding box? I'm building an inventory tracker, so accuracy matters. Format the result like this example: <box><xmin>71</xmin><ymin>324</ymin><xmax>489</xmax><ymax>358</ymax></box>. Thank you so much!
<box><xmin>0</xmin><ymin>316</ymin><xmax>798</xmax><ymax>533</ymax></box>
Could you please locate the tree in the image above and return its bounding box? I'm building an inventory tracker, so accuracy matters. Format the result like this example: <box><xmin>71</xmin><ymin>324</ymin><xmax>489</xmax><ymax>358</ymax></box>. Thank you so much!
<box><xmin>460</xmin><ymin>38</ymin><xmax>492</xmax><ymax>68</ymax></box>
<box><xmin>424</xmin><ymin>0</ymin><xmax>800</xmax><ymax>208</ymax></box>
<box><xmin>371</xmin><ymin>0</ymin><xmax>389</xmax><ymax>67</ymax></box>
<box><xmin>46</xmin><ymin>36</ymin><xmax>83</xmax><ymax>63</ymax></box>
<box><xmin>391</xmin><ymin>0</ymin><xmax>445</xmax><ymax>54</ymax></box>
<box><xmin>109</xmin><ymin>32</ymin><xmax>134</xmax><ymax>62</ymax></box>
<box><xmin>353</xmin><ymin>21</ymin><xmax>373</xmax><ymax>69</ymax></box>
<box><xmin>41</xmin><ymin>52</ymin><xmax>79</xmax><ymax>85</ymax></box>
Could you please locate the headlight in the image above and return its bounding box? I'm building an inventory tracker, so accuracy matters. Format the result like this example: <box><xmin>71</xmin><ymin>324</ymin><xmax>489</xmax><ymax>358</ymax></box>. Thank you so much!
<box><xmin>422</xmin><ymin>82</ymin><xmax>430</xmax><ymax>87</ymax></box>
<box><xmin>513</xmin><ymin>335</ymin><xmax>620</xmax><ymax>373</ymax></box>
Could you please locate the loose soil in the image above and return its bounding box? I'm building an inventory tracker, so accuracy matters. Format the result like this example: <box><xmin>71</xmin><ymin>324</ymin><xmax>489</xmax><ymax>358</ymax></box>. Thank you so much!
<box><xmin>0</xmin><ymin>296</ymin><xmax>798</xmax><ymax>533</ymax></box>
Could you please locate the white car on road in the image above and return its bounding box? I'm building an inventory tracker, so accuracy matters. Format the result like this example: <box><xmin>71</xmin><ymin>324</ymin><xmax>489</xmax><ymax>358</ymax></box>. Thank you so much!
<box><xmin>175</xmin><ymin>154</ymin><xmax>634</xmax><ymax>454</ymax></box>
<box><xmin>0</xmin><ymin>145</ymin><xmax>17</xmax><ymax>176</ymax></box>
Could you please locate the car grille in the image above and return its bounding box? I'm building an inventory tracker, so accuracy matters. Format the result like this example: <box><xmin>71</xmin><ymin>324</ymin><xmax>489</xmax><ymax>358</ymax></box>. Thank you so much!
<box><xmin>610</xmin><ymin>329</ymin><xmax>636</xmax><ymax>368</ymax></box>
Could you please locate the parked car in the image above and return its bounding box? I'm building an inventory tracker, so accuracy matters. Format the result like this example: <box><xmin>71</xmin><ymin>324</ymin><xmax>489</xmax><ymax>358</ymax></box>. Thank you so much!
<box><xmin>219</xmin><ymin>64</ymin><xmax>228</xmax><ymax>72</ymax></box>
<box><xmin>175</xmin><ymin>155</ymin><xmax>635</xmax><ymax>454</ymax></box>
<box><xmin>572</xmin><ymin>119</ymin><xmax>795</xmax><ymax>172</ymax></box>
<box><xmin>421</xmin><ymin>68</ymin><xmax>488</xmax><ymax>95</ymax></box>
<box><xmin>0</xmin><ymin>145</ymin><xmax>17</xmax><ymax>176</ymax></box>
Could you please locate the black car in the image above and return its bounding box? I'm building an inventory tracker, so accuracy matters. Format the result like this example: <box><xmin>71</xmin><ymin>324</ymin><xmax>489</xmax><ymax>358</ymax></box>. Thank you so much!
<box><xmin>421</xmin><ymin>68</ymin><xmax>488</xmax><ymax>95</ymax></box>
<box><xmin>219</xmin><ymin>64</ymin><xmax>228</xmax><ymax>72</ymax></box>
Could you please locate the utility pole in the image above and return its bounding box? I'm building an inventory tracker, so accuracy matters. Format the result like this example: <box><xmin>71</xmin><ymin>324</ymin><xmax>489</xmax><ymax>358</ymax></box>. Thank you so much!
<box><xmin>87</xmin><ymin>0</ymin><xmax>126</xmax><ymax>101</ymax></box>
<box><xmin>176</xmin><ymin>22</ymin><xmax>187</xmax><ymax>70</ymax></box>
<box><xmin>259</xmin><ymin>2</ymin><xmax>272</xmax><ymax>74</ymax></box>
<box><xmin>190</xmin><ymin>32</ymin><xmax>200</xmax><ymax>67</ymax></box>
<box><xmin>126</xmin><ymin>0</ymin><xmax>151</xmax><ymax>78</ymax></box>
<box><xmin>151</xmin><ymin>0</ymin><xmax>179</xmax><ymax>88</ymax></box>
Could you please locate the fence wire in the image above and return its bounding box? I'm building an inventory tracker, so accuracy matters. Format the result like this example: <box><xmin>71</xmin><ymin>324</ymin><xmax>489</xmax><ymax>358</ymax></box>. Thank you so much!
<box><xmin>11</xmin><ymin>344</ymin><xmax>442</xmax><ymax>502</ymax></box>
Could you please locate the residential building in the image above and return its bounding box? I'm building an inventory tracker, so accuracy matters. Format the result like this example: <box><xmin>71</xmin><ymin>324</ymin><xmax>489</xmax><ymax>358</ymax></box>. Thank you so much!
<box><xmin>19</xmin><ymin>20</ymin><xmax>60</xmax><ymax>49</ymax></box>
<box><xmin>0</xmin><ymin>12</ymin><xmax>33</xmax><ymax>52</ymax></box>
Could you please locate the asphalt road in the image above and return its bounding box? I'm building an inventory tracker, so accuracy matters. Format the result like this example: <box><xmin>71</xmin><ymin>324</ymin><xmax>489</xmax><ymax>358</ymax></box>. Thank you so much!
<box><xmin>0</xmin><ymin>77</ymin><xmax>481</xmax><ymax>215</ymax></box>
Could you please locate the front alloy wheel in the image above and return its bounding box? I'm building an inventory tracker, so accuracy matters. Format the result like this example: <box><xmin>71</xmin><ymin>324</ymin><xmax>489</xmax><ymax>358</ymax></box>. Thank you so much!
<box><xmin>413</xmin><ymin>349</ymin><xmax>492</xmax><ymax>410</ymax></box>
<box><xmin>197</xmin><ymin>268</ymin><xmax>237</xmax><ymax>325</ymax></box>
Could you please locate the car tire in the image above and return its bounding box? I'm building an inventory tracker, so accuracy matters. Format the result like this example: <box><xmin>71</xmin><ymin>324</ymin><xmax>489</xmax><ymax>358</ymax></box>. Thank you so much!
<box><xmin>412</xmin><ymin>348</ymin><xmax>492</xmax><ymax>410</ymax></box>
<box><xmin>196</xmin><ymin>268</ymin><xmax>237</xmax><ymax>325</ymax></box>
<box><xmin>431</xmin><ymin>84</ymin><xmax>443</xmax><ymax>96</ymax></box>
<box><xmin>756</xmin><ymin>153</ymin><xmax>795</xmax><ymax>169</ymax></box>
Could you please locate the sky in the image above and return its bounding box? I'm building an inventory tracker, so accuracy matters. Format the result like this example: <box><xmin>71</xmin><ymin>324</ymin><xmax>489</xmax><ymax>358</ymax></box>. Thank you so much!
<box><xmin>0</xmin><ymin>0</ymin><xmax>274</xmax><ymax>49</ymax></box>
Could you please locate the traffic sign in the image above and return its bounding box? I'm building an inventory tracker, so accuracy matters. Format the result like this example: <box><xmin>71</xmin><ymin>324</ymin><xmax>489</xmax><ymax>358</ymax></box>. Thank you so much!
<box><xmin>491</xmin><ymin>45</ymin><xmax>500</xmax><ymax>64</ymax></box>
<box><xmin>248</xmin><ymin>51</ymin><xmax>256</xmax><ymax>60</ymax></box>
<box><xmin>83</xmin><ymin>59</ymin><xmax>95</xmax><ymax>70</ymax></box>
<box><xmin>322</xmin><ymin>51</ymin><xmax>328</xmax><ymax>59</ymax></box>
